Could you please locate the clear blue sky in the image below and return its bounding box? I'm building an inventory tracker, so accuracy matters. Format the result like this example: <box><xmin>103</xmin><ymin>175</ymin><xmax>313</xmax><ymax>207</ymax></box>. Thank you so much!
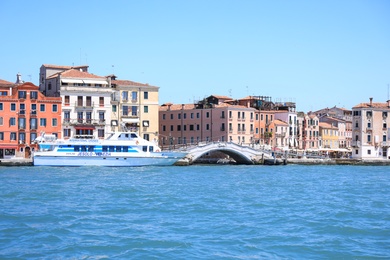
<box><xmin>1</xmin><ymin>0</ymin><xmax>389</xmax><ymax>112</ymax></box>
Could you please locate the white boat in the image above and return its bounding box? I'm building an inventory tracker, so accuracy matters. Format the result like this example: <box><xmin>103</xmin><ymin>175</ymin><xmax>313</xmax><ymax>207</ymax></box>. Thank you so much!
<box><xmin>33</xmin><ymin>132</ymin><xmax>187</xmax><ymax>167</ymax></box>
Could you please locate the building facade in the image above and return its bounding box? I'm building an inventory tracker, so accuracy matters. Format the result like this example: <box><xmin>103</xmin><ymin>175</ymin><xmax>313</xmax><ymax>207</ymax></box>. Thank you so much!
<box><xmin>0</xmin><ymin>80</ymin><xmax>62</xmax><ymax>158</ymax></box>
<box><xmin>351</xmin><ymin>98</ymin><xmax>390</xmax><ymax>159</ymax></box>
<box><xmin>110</xmin><ymin>77</ymin><xmax>159</xmax><ymax>142</ymax></box>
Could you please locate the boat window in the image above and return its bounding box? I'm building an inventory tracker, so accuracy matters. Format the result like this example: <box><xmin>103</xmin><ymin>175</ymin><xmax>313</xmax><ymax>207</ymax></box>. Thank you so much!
<box><xmin>74</xmin><ymin>146</ymin><xmax>80</xmax><ymax>152</ymax></box>
<box><xmin>123</xmin><ymin>146</ymin><xmax>128</xmax><ymax>152</ymax></box>
<box><xmin>125</xmin><ymin>134</ymin><xmax>129</xmax><ymax>138</ymax></box>
<box><xmin>149</xmin><ymin>146</ymin><xmax>154</xmax><ymax>152</ymax></box>
<box><xmin>131</xmin><ymin>133</ymin><xmax>138</xmax><ymax>138</ymax></box>
<box><xmin>142</xmin><ymin>146</ymin><xmax>147</xmax><ymax>152</ymax></box>
<box><xmin>116</xmin><ymin>146</ymin><xmax>121</xmax><ymax>152</ymax></box>
<box><xmin>88</xmin><ymin>146</ymin><xmax>94</xmax><ymax>152</ymax></box>
<box><xmin>81</xmin><ymin>146</ymin><xmax>87</xmax><ymax>152</ymax></box>
<box><xmin>109</xmin><ymin>146</ymin><xmax>115</xmax><ymax>152</ymax></box>
<box><xmin>102</xmin><ymin>146</ymin><xmax>108</xmax><ymax>152</ymax></box>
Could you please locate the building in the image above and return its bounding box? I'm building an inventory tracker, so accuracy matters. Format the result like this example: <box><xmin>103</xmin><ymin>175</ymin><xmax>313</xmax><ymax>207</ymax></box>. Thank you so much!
<box><xmin>319</xmin><ymin>122</ymin><xmax>339</xmax><ymax>150</ymax></box>
<box><xmin>272</xmin><ymin>119</ymin><xmax>289</xmax><ymax>150</ymax></box>
<box><xmin>315</xmin><ymin>106</ymin><xmax>352</xmax><ymax>148</ymax></box>
<box><xmin>351</xmin><ymin>98</ymin><xmax>390</xmax><ymax>159</ymax></box>
<box><xmin>158</xmin><ymin>95</ymin><xmax>257</xmax><ymax>149</ymax></box>
<box><xmin>0</xmin><ymin>79</ymin><xmax>61</xmax><ymax>158</ymax></box>
<box><xmin>109</xmin><ymin>76</ymin><xmax>159</xmax><ymax>141</ymax></box>
<box><xmin>300</xmin><ymin>113</ymin><xmax>320</xmax><ymax>151</ymax></box>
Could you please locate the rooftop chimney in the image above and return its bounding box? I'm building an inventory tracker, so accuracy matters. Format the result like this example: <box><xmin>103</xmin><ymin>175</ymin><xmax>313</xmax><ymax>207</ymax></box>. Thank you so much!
<box><xmin>369</xmin><ymin>97</ymin><xmax>373</xmax><ymax>107</ymax></box>
<box><xmin>16</xmin><ymin>73</ymin><xmax>23</xmax><ymax>84</ymax></box>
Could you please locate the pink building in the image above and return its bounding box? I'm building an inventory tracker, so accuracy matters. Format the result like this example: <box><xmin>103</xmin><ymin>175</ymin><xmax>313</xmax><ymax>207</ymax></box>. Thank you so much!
<box><xmin>159</xmin><ymin>96</ymin><xmax>258</xmax><ymax>149</ymax></box>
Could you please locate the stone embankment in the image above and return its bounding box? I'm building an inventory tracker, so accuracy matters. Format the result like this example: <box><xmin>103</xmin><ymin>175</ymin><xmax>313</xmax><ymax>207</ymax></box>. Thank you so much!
<box><xmin>288</xmin><ymin>158</ymin><xmax>390</xmax><ymax>166</ymax></box>
<box><xmin>0</xmin><ymin>158</ymin><xmax>33</xmax><ymax>166</ymax></box>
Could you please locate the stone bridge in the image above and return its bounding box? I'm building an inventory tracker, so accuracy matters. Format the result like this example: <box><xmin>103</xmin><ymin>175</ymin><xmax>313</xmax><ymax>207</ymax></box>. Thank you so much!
<box><xmin>181</xmin><ymin>142</ymin><xmax>274</xmax><ymax>165</ymax></box>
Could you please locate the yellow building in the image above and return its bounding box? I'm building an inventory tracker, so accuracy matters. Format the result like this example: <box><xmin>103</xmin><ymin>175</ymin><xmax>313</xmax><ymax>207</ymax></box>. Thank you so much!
<box><xmin>109</xmin><ymin>76</ymin><xmax>159</xmax><ymax>142</ymax></box>
<box><xmin>319</xmin><ymin>122</ymin><xmax>339</xmax><ymax>149</ymax></box>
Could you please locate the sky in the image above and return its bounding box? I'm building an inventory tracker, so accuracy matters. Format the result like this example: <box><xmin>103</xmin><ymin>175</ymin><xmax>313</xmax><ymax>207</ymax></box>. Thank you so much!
<box><xmin>0</xmin><ymin>0</ymin><xmax>389</xmax><ymax>112</ymax></box>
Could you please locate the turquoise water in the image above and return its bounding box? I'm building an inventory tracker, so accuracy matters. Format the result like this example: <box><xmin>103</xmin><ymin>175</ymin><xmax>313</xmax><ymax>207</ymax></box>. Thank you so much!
<box><xmin>0</xmin><ymin>165</ymin><xmax>389</xmax><ymax>259</ymax></box>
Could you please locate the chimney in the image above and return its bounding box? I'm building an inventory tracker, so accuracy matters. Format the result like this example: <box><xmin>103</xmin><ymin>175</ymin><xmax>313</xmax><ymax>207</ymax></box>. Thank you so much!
<box><xmin>369</xmin><ymin>97</ymin><xmax>373</xmax><ymax>107</ymax></box>
<box><xmin>16</xmin><ymin>73</ymin><xmax>23</xmax><ymax>84</ymax></box>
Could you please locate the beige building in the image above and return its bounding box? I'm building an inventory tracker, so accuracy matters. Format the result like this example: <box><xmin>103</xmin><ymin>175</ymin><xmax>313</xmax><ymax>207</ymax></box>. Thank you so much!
<box><xmin>109</xmin><ymin>76</ymin><xmax>159</xmax><ymax>141</ymax></box>
<box><xmin>352</xmin><ymin>98</ymin><xmax>390</xmax><ymax>159</ymax></box>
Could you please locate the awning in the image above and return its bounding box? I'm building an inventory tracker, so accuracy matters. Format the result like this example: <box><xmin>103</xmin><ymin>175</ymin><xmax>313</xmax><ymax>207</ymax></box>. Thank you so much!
<box><xmin>61</xmin><ymin>79</ymin><xmax>83</xmax><ymax>83</ymax></box>
<box><xmin>122</xmin><ymin>118</ymin><xmax>140</xmax><ymax>123</ymax></box>
<box><xmin>83</xmin><ymin>79</ymin><xmax>107</xmax><ymax>85</ymax></box>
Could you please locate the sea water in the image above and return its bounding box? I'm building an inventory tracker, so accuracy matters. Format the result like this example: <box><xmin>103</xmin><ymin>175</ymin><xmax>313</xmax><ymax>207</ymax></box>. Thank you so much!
<box><xmin>0</xmin><ymin>165</ymin><xmax>389</xmax><ymax>259</ymax></box>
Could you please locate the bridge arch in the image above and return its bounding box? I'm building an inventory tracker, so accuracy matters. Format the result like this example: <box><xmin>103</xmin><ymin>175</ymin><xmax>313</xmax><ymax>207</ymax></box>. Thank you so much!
<box><xmin>183</xmin><ymin>142</ymin><xmax>272</xmax><ymax>165</ymax></box>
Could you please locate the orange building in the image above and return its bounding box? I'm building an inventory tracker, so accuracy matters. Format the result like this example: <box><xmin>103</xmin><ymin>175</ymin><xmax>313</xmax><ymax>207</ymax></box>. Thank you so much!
<box><xmin>0</xmin><ymin>80</ymin><xmax>62</xmax><ymax>159</ymax></box>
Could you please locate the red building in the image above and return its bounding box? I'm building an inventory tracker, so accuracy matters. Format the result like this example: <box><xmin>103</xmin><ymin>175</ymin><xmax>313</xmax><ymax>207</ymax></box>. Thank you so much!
<box><xmin>0</xmin><ymin>80</ymin><xmax>62</xmax><ymax>159</ymax></box>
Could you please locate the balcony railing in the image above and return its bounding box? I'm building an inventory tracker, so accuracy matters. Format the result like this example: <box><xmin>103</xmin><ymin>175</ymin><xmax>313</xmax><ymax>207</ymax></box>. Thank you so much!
<box><xmin>63</xmin><ymin>119</ymin><xmax>106</xmax><ymax>126</ymax></box>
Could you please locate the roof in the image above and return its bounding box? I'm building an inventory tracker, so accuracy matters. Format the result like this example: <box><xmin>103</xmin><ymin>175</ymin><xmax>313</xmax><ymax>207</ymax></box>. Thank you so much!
<box><xmin>353</xmin><ymin>102</ymin><xmax>390</xmax><ymax>109</ymax></box>
<box><xmin>210</xmin><ymin>95</ymin><xmax>232</xmax><ymax>100</ymax></box>
<box><xmin>159</xmin><ymin>102</ymin><xmax>252</xmax><ymax>111</ymax></box>
<box><xmin>0</xmin><ymin>79</ymin><xmax>13</xmax><ymax>86</ymax></box>
<box><xmin>112</xmin><ymin>79</ymin><xmax>156</xmax><ymax>87</ymax></box>
<box><xmin>319</xmin><ymin>122</ymin><xmax>337</xmax><ymax>129</ymax></box>
<box><xmin>47</xmin><ymin>69</ymin><xmax>105</xmax><ymax>79</ymax></box>
<box><xmin>42</xmin><ymin>64</ymin><xmax>89</xmax><ymax>70</ymax></box>
<box><xmin>273</xmin><ymin>119</ymin><xmax>288</xmax><ymax>126</ymax></box>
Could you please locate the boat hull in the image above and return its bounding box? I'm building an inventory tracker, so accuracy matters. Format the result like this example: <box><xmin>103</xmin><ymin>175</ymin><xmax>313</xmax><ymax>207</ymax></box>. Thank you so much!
<box><xmin>33</xmin><ymin>152</ymin><xmax>187</xmax><ymax>167</ymax></box>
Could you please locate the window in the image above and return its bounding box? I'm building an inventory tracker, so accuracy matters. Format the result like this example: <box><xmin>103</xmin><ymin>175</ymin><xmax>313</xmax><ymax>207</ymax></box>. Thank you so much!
<box><xmin>0</xmin><ymin>103</ymin><xmax>2</xmax><ymax>110</ymax></box>
<box><xmin>144</xmin><ymin>106</ymin><xmax>148</xmax><ymax>113</ymax></box>
<box><xmin>368</xmin><ymin>149</ymin><xmax>371</xmax><ymax>155</ymax></box>
<box><xmin>163</xmin><ymin>125</ymin><xmax>166</xmax><ymax>131</ymax></box>
<box><xmin>11</xmin><ymin>103</ymin><xmax>16</xmax><ymax>111</ymax></box>
<box><xmin>122</xmin><ymin>106</ymin><xmax>128</xmax><ymax>116</ymax></box>
<box><xmin>383</xmin><ymin>135</ymin><xmax>387</xmax><ymax>142</ymax></box>
<box><xmin>77</xmin><ymin>96</ymin><xmax>83</xmax><ymax>106</ymax></box>
<box><xmin>0</xmin><ymin>132</ymin><xmax>3</xmax><ymax>140</ymax></box>
<box><xmin>0</xmin><ymin>117</ymin><xmax>2</xmax><ymax>126</ymax></box>
<box><xmin>30</xmin><ymin>118</ymin><xmax>37</xmax><ymax>129</ymax></box>
<box><xmin>52</xmin><ymin>118</ymin><xmax>58</xmax><ymax>127</ymax></box>
<box><xmin>131</xmin><ymin>91</ymin><xmax>137</xmax><ymax>101</ymax></box>
<box><xmin>18</xmin><ymin>91</ymin><xmax>27</xmax><ymax>99</ymax></box>
<box><xmin>40</xmin><ymin>104</ymin><xmax>45</xmax><ymax>112</ymax></box>
<box><xmin>112</xmin><ymin>105</ymin><xmax>117</xmax><ymax>112</ymax></box>
<box><xmin>98</xmin><ymin>129</ymin><xmax>105</xmax><ymax>138</ymax></box>
<box><xmin>163</xmin><ymin>114</ymin><xmax>166</xmax><ymax>120</ymax></box>
<box><xmin>144</xmin><ymin>92</ymin><xmax>148</xmax><ymax>99</ymax></box>
<box><xmin>65</xmin><ymin>95</ymin><xmax>70</xmax><ymax>105</ymax></box>
<box><xmin>206</xmin><ymin>112</ymin><xmax>210</xmax><ymax>118</ymax></box>
<box><xmin>48</xmin><ymin>82</ymin><xmax>52</xmax><ymax>90</ymax></box>
<box><xmin>18</xmin><ymin>118</ymin><xmax>26</xmax><ymax>129</ymax></box>
<box><xmin>10</xmin><ymin>132</ymin><xmax>16</xmax><ymax>140</ymax></box>
<box><xmin>52</xmin><ymin>104</ymin><xmax>58</xmax><ymax>112</ymax></box>
<box><xmin>383</xmin><ymin>112</ymin><xmax>388</xmax><ymax>118</ymax></box>
<box><xmin>99</xmin><ymin>97</ymin><xmax>104</xmax><ymax>106</ymax></box>
<box><xmin>64</xmin><ymin>129</ymin><xmax>71</xmax><ymax>138</ymax></box>
<box><xmin>170</xmin><ymin>125</ymin><xmax>173</xmax><ymax>131</ymax></box>
<box><xmin>78</xmin><ymin>112</ymin><xmax>83</xmax><ymax>123</ymax></box>
<box><xmin>40</xmin><ymin>118</ymin><xmax>47</xmax><ymax>126</ymax></box>
<box><xmin>177</xmin><ymin>125</ymin><xmax>181</xmax><ymax>131</ymax></box>
<box><xmin>10</xmin><ymin>117</ymin><xmax>16</xmax><ymax>126</ymax></box>
<box><xmin>30</xmin><ymin>91</ymin><xmax>38</xmax><ymax>99</ymax></box>
<box><xmin>19</xmin><ymin>133</ymin><xmax>25</xmax><ymax>142</ymax></box>
<box><xmin>197</xmin><ymin>113</ymin><xmax>200</xmax><ymax>118</ymax></box>
<box><xmin>131</xmin><ymin>106</ymin><xmax>137</xmax><ymax>116</ymax></box>
<box><xmin>99</xmin><ymin>112</ymin><xmax>105</xmax><ymax>122</ymax></box>
<box><xmin>122</xmin><ymin>91</ymin><xmax>128</xmax><ymax>101</ymax></box>
<box><xmin>143</xmin><ymin>134</ymin><xmax>150</xmax><ymax>141</ymax></box>
<box><xmin>64</xmin><ymin>111</ymin><xmax>70</xmax><ymax>122</ymax></box>
<box><xmin>84</xmin><ymin>112</ymin><xmax>91</xmax><ymax>123</ymax></box>
<box><xmin>86</xmin><ymin>96</ymin><xmax>92</xmax><ymax>107</ymax></box>
<box><xmin>178</xmin><ymin>114</ymin><xmax>181</xmax><ymax>119</ymax></box>
<box><xmin>170</xmin><ymin>114</ymin><xmax>173</xmax><ymax>119</ymax></box>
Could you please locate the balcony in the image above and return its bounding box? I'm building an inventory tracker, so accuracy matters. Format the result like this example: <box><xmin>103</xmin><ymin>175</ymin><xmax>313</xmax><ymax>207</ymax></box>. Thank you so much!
<box><xmin>64</xmin><ymin>119</ymin><xmax>106</xmax><ymax>126</ymax></box>
<box><xmin>352</xmin><ymin>141</ymin><xmax>361</xmax><ymax>147</ymax></box>
<box><xmin>75</xmin><ymin>101</ymin><xmax>94</xmax><ymax>109</ymax></box>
